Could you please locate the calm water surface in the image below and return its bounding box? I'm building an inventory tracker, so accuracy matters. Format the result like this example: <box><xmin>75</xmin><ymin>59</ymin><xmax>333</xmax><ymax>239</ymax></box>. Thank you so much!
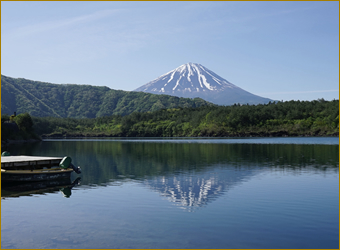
<box><xmin>1</xmin><ymin>137</ymin><xmax>339</xmax><ymax>249</ymax></box>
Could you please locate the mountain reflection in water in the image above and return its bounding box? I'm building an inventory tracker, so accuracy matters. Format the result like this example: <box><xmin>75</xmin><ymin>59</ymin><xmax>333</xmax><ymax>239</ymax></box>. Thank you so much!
<box><xmin>144</xmin><ymin>165</ymin><xmax>256</xmax><ymax>211</ymax></box>
<box><xmin>5</xmin><ymin>139</ymin><xmax>338</xmax><ymax>205</ymax></box>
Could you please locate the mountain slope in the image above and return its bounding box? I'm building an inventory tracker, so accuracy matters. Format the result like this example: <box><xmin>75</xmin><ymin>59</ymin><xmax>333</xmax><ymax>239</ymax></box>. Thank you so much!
<box><xmin>1</xmin><ymin>75</ymin><xmax>211</xmax><ymax>118</ymax></box>
<box><xmin>135</xmin><ymin>63</ymin><xmax>273</xmax><ymax>105</ymax></box>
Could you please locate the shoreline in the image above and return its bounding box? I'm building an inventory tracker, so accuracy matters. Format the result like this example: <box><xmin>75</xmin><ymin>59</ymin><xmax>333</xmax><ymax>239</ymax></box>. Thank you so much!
<box><xmin>2</xmin><ymin>134</ymin><xmax>338</xmax><ymax>146</ymax></box>
<box><xmin>41</xmin><ymin>133</ymin><xmax>339</xmax><ymax>139</ymax></box>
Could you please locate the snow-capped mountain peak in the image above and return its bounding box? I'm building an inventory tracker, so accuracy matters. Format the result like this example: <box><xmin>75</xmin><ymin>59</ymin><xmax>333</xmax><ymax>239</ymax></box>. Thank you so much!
<box><xmin>134</xmin><ymin>63</ymin><xmax>272</xmax><ymax>105</ymax></box>
<box><xmin>136</xmin><ymin>63</ymin><xmax>238</xmax><ymax>94</ymax></box>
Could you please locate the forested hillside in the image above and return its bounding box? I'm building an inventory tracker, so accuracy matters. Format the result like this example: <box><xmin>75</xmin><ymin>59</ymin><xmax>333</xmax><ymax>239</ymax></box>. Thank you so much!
<box><xmin>1</xmin><ymin>75</ymin><xmax>211</xmax><ymax>118</ymax></box>
<box><xmin>31</xmin><ymin>99</ymin><xmax>338</xmax><ymax>137</ymax></box>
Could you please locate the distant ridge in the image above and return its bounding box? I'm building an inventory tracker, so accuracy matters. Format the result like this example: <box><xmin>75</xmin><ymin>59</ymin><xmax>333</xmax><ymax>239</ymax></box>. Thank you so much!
<box><xmin>1</xmin><ymin>75</ymin><xmax>211</xmax><ymax>118</ymax></box>
<box><xmin>134</xmin><ymin>63</ymin><xmax>273</xmax><ymax>105</ymax></box>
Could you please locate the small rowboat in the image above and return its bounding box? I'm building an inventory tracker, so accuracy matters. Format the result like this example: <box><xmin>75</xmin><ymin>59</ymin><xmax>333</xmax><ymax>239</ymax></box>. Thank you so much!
<box><xmin>1</xmin><ymin>155</ymin><xmax>81</xmax><ymax>182</ymax></box>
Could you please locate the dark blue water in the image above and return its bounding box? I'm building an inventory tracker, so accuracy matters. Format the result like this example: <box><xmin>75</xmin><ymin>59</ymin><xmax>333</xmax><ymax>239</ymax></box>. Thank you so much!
<box><xmin>1</xmin><ymin>137</ymin><xmax>339</xmax><ymax>249</ymax></box>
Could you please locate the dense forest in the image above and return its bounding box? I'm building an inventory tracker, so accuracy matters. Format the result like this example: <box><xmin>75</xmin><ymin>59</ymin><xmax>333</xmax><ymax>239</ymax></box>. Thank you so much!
<box><xmin>1</xmin><ymin>75</ymin><xmax>210</xmax><ymax>118</ymax></box>
<box><xmin>8</xmin><ymin>98</ymin><xmax>336</xmax><ymax>138</ymax></box>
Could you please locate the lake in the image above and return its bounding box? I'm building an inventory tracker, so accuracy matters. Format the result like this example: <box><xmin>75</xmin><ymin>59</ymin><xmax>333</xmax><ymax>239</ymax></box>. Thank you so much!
<box><xmin>1</xmin><ymin>137</ymin><xmax>339</xmax><ymax>249</ymax></box>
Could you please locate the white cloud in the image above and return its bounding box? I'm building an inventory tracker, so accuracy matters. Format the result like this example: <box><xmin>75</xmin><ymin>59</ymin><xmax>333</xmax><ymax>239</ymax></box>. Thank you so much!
<box><xmin>3</xmin><ymin>9</ymin><xmax>121</xmax><ymax>39</ymax></box>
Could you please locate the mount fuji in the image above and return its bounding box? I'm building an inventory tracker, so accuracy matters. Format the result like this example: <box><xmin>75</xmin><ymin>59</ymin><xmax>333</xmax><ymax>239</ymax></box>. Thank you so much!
<box><xmin>134</xmin><ymin>63</ymin><xmax>272</xmax><ymax>105</ymax></box>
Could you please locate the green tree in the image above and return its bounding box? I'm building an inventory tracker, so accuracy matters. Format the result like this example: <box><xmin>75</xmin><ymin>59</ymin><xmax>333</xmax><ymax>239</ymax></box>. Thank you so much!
<box><xmin>14</xmin><ymin>113</ymin><xmax>34</xmax><ymax>133</ymax></box>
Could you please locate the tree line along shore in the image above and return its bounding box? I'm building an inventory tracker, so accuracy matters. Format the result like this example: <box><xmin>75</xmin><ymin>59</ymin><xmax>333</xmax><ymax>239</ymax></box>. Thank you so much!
<box><xmin>1</xmin><ymin>99</ymin><xmax>339</xmax><ymax>143</ymax></box>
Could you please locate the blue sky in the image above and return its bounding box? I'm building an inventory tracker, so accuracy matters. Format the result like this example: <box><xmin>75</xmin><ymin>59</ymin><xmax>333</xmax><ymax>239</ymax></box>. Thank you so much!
<box><xmin>1</xmin><ymin>1</ymin><xmax>339</xmax><ymax>101</ymax></box>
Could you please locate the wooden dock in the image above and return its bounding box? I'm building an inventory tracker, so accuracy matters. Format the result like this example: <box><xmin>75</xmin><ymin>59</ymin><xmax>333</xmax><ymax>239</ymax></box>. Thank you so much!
<box><xmin>1</xmin><ymin>156</ymin><xmax>63</xmax><ymax>169</ymax></box>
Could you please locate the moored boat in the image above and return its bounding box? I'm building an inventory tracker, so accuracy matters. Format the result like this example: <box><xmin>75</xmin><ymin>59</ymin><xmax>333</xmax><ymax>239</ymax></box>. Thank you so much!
<box><xmin>1</xmin><ymin>155</ymin><xmax>81</xmax><ymax>182</ymax></box>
